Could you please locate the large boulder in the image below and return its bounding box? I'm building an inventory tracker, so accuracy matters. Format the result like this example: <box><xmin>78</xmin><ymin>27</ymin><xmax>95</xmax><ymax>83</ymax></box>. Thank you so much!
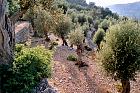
<box><xmin>15</xmin><ymin>21</ymin><xmax>33</xmax><ymax>43</ymax></box>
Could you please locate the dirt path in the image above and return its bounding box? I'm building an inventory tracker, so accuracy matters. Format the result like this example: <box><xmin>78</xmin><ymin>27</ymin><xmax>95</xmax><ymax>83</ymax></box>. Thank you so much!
<box><xmin>48</xmin><ymin>46</ymin><xmax>118</xmax><ymax>93</ymax></box>
<box><xmin>31</xmin><ymin>36</ymin><xmax>140</xmax><ymax>93</ymax></box>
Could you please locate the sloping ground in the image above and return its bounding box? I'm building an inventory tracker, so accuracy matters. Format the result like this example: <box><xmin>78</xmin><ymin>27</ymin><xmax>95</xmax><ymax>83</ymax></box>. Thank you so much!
<box><xmin>15</xmin><ymin>22</ymin><xmax>140</xmax><ymax>93</ymax></box>
<box><xmin>48</xmin><ymin>46</ymin><xmax>116</xmax><ymax>93</ymax></box>
<box><xmin>48</xmin><ymin>46</ymin><xmax>140</xmax><ymax>93</ymax></box>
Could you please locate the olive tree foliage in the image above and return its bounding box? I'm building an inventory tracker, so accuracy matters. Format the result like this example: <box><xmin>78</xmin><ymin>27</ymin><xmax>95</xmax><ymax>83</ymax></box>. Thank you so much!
<box><xmin>7</xmin><ymin>0</ymin><xmax>58</xmax><ymax>25</ymax></box>
<box><xmin>22</xmin><ymin>0</ymin><xmax>65</xmax><ymax>38</ymax></box>
<box><xmin>68</xmin><ymin>27</ymin><xmax>84</xmax><ymax>46</ymax></box>
<box><xmin>77</xmin><ymin>14</ymin><xmax>87</xmax><ymax>26</ymax></box>
<box><xmin>7</xmin><ymin>0</ymin><xmax>20</xmax><ymax>16</ymax></box>
<box><xmin>9</xmin><ymin>0</ymin><xmax>33</xmax><ymax>23</ymax></box>
<box><xmin>33</xmin><ymin>6</ymin><xmax>54</xmax><ymax>37</ymax></box>
<box><xmin>98</xmin><ymin>21</ymin><xmax>140</xmax><ymax>93</ymax></box>
<box><xmin>106</xmin><ymin>16</ymin><xmax>119</xmax><ymax>26</ymax></box>
<box><xmin>87</xmin><ymin>16</ymin><xmax>93</xmax><ymax>25</ymax></box>
<box><xmin>55</xmin><ymin>16</ymin><xmax>71</xmax><ymax>37</ymax></box>
<box><xmin>93</xmin><ymin>28</ymin><xmax>105</xmax><ymax>50</ymax></box>
<box><xmin>55</xmin><ymin>0</ymin><xmax>68</xmax><ymax>14</ymax></box>
<box><xmin>99</xmin><ymin>19</ymin><xmax>110</xmax><ymax>32</ymax></box>
<box><xmin>71</xmin><ymin>13</ymin><xmax>78</xmax><ymax>23</ymax></box>
<box><xmin>82</xmin><ymin>23</ymin><xmax>90</xmax><ymax>31</ymax></box>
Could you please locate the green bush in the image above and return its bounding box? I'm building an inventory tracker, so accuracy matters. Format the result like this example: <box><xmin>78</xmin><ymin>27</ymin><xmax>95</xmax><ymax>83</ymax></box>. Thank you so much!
<box><xmin>93</xmin><ymin>28</ymin><xmax>105</xmax><ymax>49</ymax></box>
<box><xmin>0</xmin><ymin>45</ymin><xmax>52</xmax><ymax>93</ymax></box>
<box><xmin>67</xmin><ymin>55</ymin><xmax>77</xmax><ymax>61</ymax></box>
<box><xmin>15</xmin><ymin>44</ymin><xmax>25</xmax><ymax>57</ymax></box>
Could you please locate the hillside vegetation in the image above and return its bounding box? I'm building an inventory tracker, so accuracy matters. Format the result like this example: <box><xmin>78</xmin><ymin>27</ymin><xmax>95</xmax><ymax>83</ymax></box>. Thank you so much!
<box><xmin>0</xmin><ymin>0</ymin><xmax>140</xmax><ymax>93</ymax></box>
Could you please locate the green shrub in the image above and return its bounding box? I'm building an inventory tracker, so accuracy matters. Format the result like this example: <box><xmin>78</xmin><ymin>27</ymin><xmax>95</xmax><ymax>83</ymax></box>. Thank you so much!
<box><xmin>0</xmin><ymin>45</ymin><xmax>52</xmax><ymax>93</ymax></box>
<box><xmin>15</xmin><ymin>44</ymin><xmax>24</xmax><ymax>53</ymax></box>
<box><xmin>67</xmin><ymin>55</ymin><xmax>77</xmax><ymax>61</ymax></box>
<box><xmin>15</xmin><ymin>44</ymin><xmax>25</xmax><ymax>57</ymax></box>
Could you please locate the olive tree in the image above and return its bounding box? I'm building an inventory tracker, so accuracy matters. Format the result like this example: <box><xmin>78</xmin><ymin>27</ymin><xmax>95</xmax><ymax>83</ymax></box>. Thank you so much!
<box><xmin>33</xmin><ymin>6</ymin><xmax>54</xmax><ymax>40</ymax></box>
<box><xmin>54</xmin><ymin>16</ymin><xmax>71</xmax><ymax>46</ymax></box>
<box><xmin>98</xmin><ymin>21</ymin><xmax>140</xmax><ymax>93</ymax></box>
<box><xmin>100</xmin><ymin>19</ymin><xmax>110</xmax><ymax>32</ymax></box>
<box><xmin>77</xmin><ymin>14</ymin><xmax>87</xmax><ymax>26</ymax></box>
<box><xmin>87</xmin><ymin>16</ymin><xmax>93</xmax><ymax>25</ymax></box>
<box><xmin>93</xmin><ymin>28</ymin><xmax>105</xmax><ymax>50</ymax></box>
<box><xmin>22</xmin><ymin>0</ymin><xmax>60</xmax><ymax>40</ymax></box>
<box><xmin>68</xmin><ymin>27</ymin><xmax>85</xmax><ymax>67</ymax></box>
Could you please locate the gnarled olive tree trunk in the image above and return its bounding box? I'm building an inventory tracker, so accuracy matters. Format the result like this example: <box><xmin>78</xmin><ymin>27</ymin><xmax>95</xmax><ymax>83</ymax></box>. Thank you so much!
<box><xmin>121</xmin><ymin>80</ymin><xmax>130</xmax><ymax>93</ymax></box>
<box><xmin>0</xmin><ymin>0</ymin><xmax>14</xmax><ymax>65</ymax></box>
<box><xmin>0</xmin><ymin>0</ymin><xmax>14</xmax><ymax>92</ymax></box>
<box><xmin>0</xmin><ymin>0</ymin><xmax>30</xmax><ymax>92</ymax></box>
<box><xmin>61</xmin><ymin>35</ymin><xmax>68</xmax><ymax>46</ymax></box>
<box><xmin>76</xmin><ymin>44</ymin><xmax>83</xmax><ymax>66</ymax></box>
<box><xmin>0</xmin><ymin>0</ymin><xmax>30</xmax><ymax>64</ymax></box>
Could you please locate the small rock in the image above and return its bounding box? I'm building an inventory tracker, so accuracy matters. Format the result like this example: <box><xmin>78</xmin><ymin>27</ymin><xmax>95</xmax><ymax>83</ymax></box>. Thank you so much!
<box><xmin>33</xmin><ymin>78</ymin><xmax>57</xmax><ymax>93</ymax></box>
<box><xmin>59</xmin><ymin>80</ymin><xmax>63</xmax><ymax>83</ymax></box>
<box><xmin>68</xmin><ymin>77</ymin><xmax>72</xmax><ymax>80</ymax></box>
<box><xmin>43</xmin><ymin>88</ymin><xmax>57</xmax><ymax>93</ymax></box>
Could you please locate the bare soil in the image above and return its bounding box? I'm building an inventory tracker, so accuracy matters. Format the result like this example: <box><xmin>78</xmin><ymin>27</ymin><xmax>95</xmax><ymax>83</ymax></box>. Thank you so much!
<box><xmin>48</xmin><ymin>46</ymin><xmax>117</xmax><ymax>93</ymax></box>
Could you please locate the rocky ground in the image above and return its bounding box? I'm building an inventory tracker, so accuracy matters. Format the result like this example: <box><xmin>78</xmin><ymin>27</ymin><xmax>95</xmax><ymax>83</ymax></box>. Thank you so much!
<box><xmin>48</xmin><ymin>46</ymin><xmax>140</xmax><ymax>93</ymax></box>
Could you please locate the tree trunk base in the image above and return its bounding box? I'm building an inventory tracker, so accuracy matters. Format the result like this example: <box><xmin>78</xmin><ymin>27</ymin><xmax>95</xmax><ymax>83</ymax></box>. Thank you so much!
<box><xmin>45</xmin><ymin>37</ymin><xmax>50</xmax><ymax>42</ymax></box>
<box><xmin>121</xmin><ymin>80</ymin><xmax>130</xmax><ymax>93</ymax></box>
<box><xmin>61</xmin><ymin>36</ymin><xmax>68</xmax><ymax>46</ymax></box>
<box><xmin>75</xmin><ymin>61</ymin><xmax>88</xmax><ymax>68</ymax></box>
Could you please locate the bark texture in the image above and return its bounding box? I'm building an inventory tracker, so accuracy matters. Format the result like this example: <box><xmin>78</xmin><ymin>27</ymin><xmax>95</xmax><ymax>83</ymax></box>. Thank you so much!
<box><xmin>0</xmin><ymin>0</ymin><xmax>30</xmax><ymax>64</ymax></box>
<box><xmin>0</xmin><ymin>0</ymin><xmax>14</xmax><ymax>92</ymax></box>
<box><xmin>0</xmin><ymin>0</ymin><xmax>14</xmax><ymax>65</ymax></box>
<box><xmin>76</xmin><ymin>44</ymin><xmax>83</xmax><ymax>66</ymax></box>
<box><xmin>121</xmin><ymin>80</ymin><xmax>130</xmax><ymax>93</ymax></box>
<box><xmin>0</xmin><ymin>0</ymin><xmax>30</xmax><ymax>92</ymax></box>
<box><xmin>61</xmin><ymin>35</ymin><xmax>68</xmax><ymax>46</ymax></box>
